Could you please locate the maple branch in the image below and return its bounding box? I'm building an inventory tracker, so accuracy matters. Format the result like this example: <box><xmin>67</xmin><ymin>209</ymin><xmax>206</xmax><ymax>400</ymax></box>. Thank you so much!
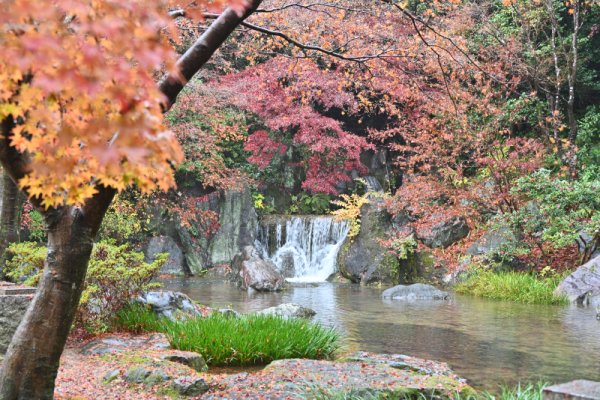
<box><xmin>159</xmin><ymin>0</ymin><xmax>263</xmax><ymax>110</ymax></box>
<box><xmin>203</xmin><ymin>13</ymin><xmax>409</xmax><ymax>63</ymax></box>
<box><xmin>383</xmin><ymin>0</ymin><xmax>503</xmax><ymax>84</ymax></box>
<box><xmin>255</xmin><ymin>2</ymin><xmax>375</xmax><ymax>17</ymax></box>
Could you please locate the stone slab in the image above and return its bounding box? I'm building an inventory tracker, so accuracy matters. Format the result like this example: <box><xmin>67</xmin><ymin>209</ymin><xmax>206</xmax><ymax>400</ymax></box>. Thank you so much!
<box><xmin>543</xmin><ymin>380</ymin><xmax>600</xmax><ymax>400</ymax></box>
<box><xmin>0</xmin><ymin>294</ymin><xmax>32</xmax><ymax>354</ymax></box>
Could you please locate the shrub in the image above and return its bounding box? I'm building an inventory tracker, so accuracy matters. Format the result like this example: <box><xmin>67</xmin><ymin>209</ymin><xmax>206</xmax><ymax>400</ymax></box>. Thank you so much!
<box><xmin>116</xmin><ymin>306</ymin><xmax>341</xmax><ymax>366</ymax></box>
<box><xmin>4</xmin><ymin>242</ymin><xmax>47</xmax><ymax>286</ymax></box>
<box><xmin>455</xmin><ymin>269</ymin><xmax>568</xmax><ymax>305</ymax></box>
<box><xmin>98</xmin><ymin>195</ymin><xmax>148</xmax><ymax>244</ymax></box>
<box><xmin>77</xmin><ymin>241</ymin><xmax>166</xmax><ymax>332</ymax></box>
<box><xmin>4</xmin><ymin>240</ymin><xmax>166</xmax><ymax>332</ymax></box>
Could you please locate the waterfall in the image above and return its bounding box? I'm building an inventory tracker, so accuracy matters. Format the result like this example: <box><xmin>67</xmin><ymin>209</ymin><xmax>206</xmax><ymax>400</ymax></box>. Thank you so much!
<box><xmin>256</xmin><ymin>216</ymin><xmax>350</xmax><ymax>282</ymax></box>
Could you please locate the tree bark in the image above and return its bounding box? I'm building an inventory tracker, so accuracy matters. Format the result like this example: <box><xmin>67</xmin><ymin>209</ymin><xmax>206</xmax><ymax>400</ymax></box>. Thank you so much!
<box><xmin>0</xmin><ymin>171</ymin><xmax>21</xmax><ymax>277</ymax></box>
<box><xmin>0</xmin><ymin>2</ymin><xmax>263</xmax><ymax>398</ymax></box>
<box><xmin>0</xmin><ymin>188</ymin><xmax>114</xmax><ymax>400</ymax></box>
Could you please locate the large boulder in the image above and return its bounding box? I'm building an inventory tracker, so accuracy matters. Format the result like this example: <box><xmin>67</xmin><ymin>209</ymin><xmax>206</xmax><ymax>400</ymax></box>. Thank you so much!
<box><xmin>337</xmin><ymin>202</ymin><xmax>399</xmax><ymax>284</ymax></box>
<box><xmin>209</xmin><ymin>188</ymin><xmax>258</xmax><ymax>266</ymax></box>
<box><xmin>382</xmin><ymin>283</ymin><xmax>449</xmax><ymax>300</ymax></box>
<box><xmin>555</xmin><ymin>255</ymin><xmax>600</xmax><ymax>307</ymax></box>
<box><xmin>0</xmin><ymin>289</ymin><xmax>33</xmax><ymax>353</ymax></box>
<box><xmin>257</xmin><ymin>303</ymin><xmax>316</xmax><ymax>319</ymax></box>
<box><xmin>418</xmin><ymin>216</ymin><xmax>469</xmax><ymax>249</ymax></box>
<box><xmin>136</xmin><ymin>291</ymin><xmax>204</xmax><ymax>321</ymax></box>
<box><xmin>144</xmin><ymin>236</ymin><xmax>186</xmax><ymax>275</ymax></box>
<box><xmin>231</xmin><ymin>246</ymin><xmax>285</xmax><ymax>292</ymax></box>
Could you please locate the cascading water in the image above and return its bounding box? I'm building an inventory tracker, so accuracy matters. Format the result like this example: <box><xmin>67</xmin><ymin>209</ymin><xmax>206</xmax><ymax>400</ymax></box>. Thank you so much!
<box><xmin>256</xmin><ymin>216</ymin><xmax>350</xmax><ymax>282</ymax></box>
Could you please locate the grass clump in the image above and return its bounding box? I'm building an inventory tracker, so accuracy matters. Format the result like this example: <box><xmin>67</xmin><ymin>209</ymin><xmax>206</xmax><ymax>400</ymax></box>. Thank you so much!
<box><xmin>116</xmin><ymin>305</ymin><xmax>340</xmax><ymax>366</ymax></box>
<box><xmin>454</xmin><ymin>269</ymin><xmax>568</xmax><ymax>305</ymax></box>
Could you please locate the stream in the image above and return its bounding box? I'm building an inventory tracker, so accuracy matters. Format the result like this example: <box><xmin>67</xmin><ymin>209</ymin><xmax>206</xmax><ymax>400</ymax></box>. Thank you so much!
<box><xmin>160</xmin><ymin>278</ymin><xmax>599</xmax><ymax>391</ymax></box>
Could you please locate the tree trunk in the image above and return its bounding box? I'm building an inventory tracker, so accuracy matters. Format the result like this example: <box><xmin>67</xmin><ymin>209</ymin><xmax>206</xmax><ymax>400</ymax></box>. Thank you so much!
<box><xmin>0</xmin><ymin>171</ymin><xmax>22</xmax><ymax>277</ymax></box>
<box><xmin>0</xmin><ymin>188</ymin><xmax>114</xmax><ymax>399</ymax></box>
<box><xmin>0</xmin><ymin>2</ymin><xmax>262</xmax><ymax>397</ymax></box>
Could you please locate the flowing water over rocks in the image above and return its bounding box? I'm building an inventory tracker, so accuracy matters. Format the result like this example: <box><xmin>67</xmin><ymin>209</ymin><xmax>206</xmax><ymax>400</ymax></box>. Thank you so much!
<box><xmin>256</xmin><ymin>215</ymin><xmax>350</xmax><ymax>282</ymax></box>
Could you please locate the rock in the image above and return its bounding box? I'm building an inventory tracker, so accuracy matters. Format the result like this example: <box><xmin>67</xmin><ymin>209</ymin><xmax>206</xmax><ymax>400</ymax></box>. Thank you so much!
<box><xmin>163</xmin><ymin>352</ymin><xmax>208</xmax><ymax>372</ymax></box>
<box><xmin>257</xmin><ymin>303</ymin><xmax>316</xmax><ymax>319</ymax></box>
<box><xmin>231</xmin><ymin>246</ymin><xmax>285</xmax><ymax>292</ymax></box>
<box><xmin>382</xmin><ymin>283</ymin><xmax>449</xmax><ymax>300</ymax></box>
<box><xmin>145</xmin><ymin>370</ymin><xmax>170</xmax><ymax>385</ymax></box>
<box><xmin>124</xmin><ymin>367</ymin><xmax>151</xmax><ymax>383</ymax></box>
<box><xmin>211</xmin><ymin>356</ymin><xmax>473</xmax><ymax>398</ymax></box>
<box><xmin>172</xmin><ymin>376</ymin><xmax>210</xmax><ymax>397</ymax></box>
<box><xmin>209</xmin><ymin>188</ymin><xmax>258</xmax><ymax>266</ymax></box>
<box><xmin>136</xmin><ymin>291</ymin><xmax>202</xmax><ymax>321</ymax></box>
<box><xmin>555</xmin><ymin>255</ymin><xmax>600</xmax><ymax>307</ymax></box>
<box><xmin>418</xmin><ymin>216</ymin><xmax>469</xmax><ymax>249</ymax></box>
<box><xmin>144</xmin><ymin>236</ymin><xmax>186</xmax><ymax>275</ymax></box>
<box><xmin>102</xmin><ymin>369</ymin><xmax>120</xmax><ymax>384</ymax></box>
<box><xmin>217</xmin><ymin>308</ymin><xmax>240</xmax><ymax>318</ymax></box>
<box><xmin>80</xmin><ymin>334</ymin><xmax>172</xmax><ymax>356</ymax></box>
<box><xmin>467</xmin><ymin>225</ymin><xmax>516</xmax><ymax>256</ymax></box>
<box><xmin>337</xmin><ymin>202</ymin><xmax>398</xmax><ymax>285</ymax></box>
<box><xmin>543</xmin><ymin>380</ymin><xmax>600</xmax><ymax>400</ymax></box>
<box><xmin>0</xmin><ymin>292</ymin><xmax>33</xmax><ymax>354</ymax></box>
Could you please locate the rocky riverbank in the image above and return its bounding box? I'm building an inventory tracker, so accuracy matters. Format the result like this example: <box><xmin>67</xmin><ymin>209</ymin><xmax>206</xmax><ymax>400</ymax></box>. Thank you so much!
<box><xmin>54</xmin><ymin>333</ymin><xmax>473</xmax><ymax>399</ymax></box>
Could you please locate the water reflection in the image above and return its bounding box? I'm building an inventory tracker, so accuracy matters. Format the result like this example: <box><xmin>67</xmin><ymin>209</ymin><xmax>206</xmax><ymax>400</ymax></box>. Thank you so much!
<box><xmin>160</xmin><ymin>278</ymin><xmax>600</xmax><ymax>390</ymax></box>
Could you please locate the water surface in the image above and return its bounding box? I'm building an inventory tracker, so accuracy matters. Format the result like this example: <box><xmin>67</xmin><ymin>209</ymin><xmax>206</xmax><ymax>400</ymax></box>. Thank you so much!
<box><xmin>160</xmin><ymin>278</ymin><xmax>599</xmax><ymax>390</ymax></box>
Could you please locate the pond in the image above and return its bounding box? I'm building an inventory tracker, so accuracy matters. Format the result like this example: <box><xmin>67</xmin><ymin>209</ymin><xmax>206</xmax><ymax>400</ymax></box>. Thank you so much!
<box><xmin>159</xmin><ymin>278</ymin><xmax>600</xmax><ymax>391</ymax></box>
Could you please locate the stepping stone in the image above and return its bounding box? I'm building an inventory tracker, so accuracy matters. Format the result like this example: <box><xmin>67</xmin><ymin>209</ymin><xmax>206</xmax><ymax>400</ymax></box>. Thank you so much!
<box><xmin>543</xmin><ymin>380</ymin><xmax>600</xmax><ymax>400</ymax></box>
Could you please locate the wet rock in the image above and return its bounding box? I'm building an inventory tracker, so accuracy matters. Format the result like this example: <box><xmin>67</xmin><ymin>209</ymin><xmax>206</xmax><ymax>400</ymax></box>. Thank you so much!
<box><xmin>543</xmin><ymin>380</ymin><xmax>600</xmax><ymax>400</ymax></box>
<box><xmin>102</xmin><ymin>369</ymin><xmax>121</xmax><ymax>384</ymax></box>
<box><xmin>337</xmin><ymin>202</ymin><xmax>397</xmax><ymax>285</ymax></box>
<box><xmin>467</xmin><ymin>225</ymin><xmax>516</xmax><ymax>256</ymax></box>
<box><xmin>257</xmin><ymin>303</ymin><xmax>316</xmax><ymax>319</ymax></box>
<box><xmin>144</xmin><ymin>236</ymin><xmax>186</xmax><ymax>275</ymax></box>
<box><xmin>124</xmin><ymin>367</ymin><xmax>151</xmax><ymax>383</ymax></box>
<box><xmin>555</xmin><ymin>255</ymin><xmax>600</xmax><ymax>307</ymax></box>
<box><xmin>418</xmin><ymin>216</ymin><xmax>469</xmax><ymax>249</ymax></box>
<box><xmin>231</xmin><ymin>246</ymin><xmax>285</xmax><ymax>292</ymax></box>
<box><xmin>382</xmin><ymin>283</ymin><xmax>449</xmax><ymax>300</ymax></box>
<box><xmin>136</xmin><ymin>291</ymin><xmax>202</xmax><ymax>321</ymax></box>
<box><xmin>345</xmin><ymin>352</ymin><xmax>457</xmax><ymax>377</ymax></box>
<box><xmin>209</xmin><ymin>188</ymin><xmax>258</xmax><ymax>266</ymax></box>
<box><xmin>172</xmin><ymin>376</ymin><xmax>210</xmax><ymax>397</ymax></box>
<box><xmin>163</xmin><ymin>352</ymin><xmax>207</xmax><ymax>372</ymax></box>
<box><xmin>0</xmin><ymin>292</ymin><xmax>33</xmax><ymax>354</ymax></box>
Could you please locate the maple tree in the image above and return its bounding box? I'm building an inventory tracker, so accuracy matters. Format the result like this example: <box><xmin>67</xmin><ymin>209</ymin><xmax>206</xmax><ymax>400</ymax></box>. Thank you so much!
<box><xmin>0</xmin><ymin>0</ymin><xmax>260</xmax><ymax>398</ymax></box>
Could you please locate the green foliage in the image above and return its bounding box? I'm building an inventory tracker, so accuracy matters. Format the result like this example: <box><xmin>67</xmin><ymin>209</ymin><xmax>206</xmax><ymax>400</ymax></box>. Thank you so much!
<box><xmin>5</xmin><ymin>240</ymin><xmax>165</xmax><ymax>332</ymax></box>
<box><xmin>98</xmin><ymin>195</ymin><xmax>148</xmax><ymax>244</ymax></box>
<box><xmin>252</xmin><ymin>192</ymin><xmax>275</xmax><ymax>215</ymax></box>
<box><xmin>116</xmin><ymin>306</ymin><xmax>340</xmax><ymax>366</ymax></box>
<box><xmin>508</xmin><ymin>169</ymin><xmax>599</xmax><ymax>253</ymax></box>
<box><xmin>463</xmin><ymin>381</ymin><xmax>550</xmax><ymax>400</ymax></box>
<box><xmin>577</xmin><ymin>106</ymin><xmax>600</xmax><ymax>169</ymax></box>
<box><xmin>4</xmin><ymin>242</ymin><xmax>46</xmax><ymax>286</ymax></box>
<box><xmin>455</xmin><ymin>269</ymin><xmax>568</xmax><ymax>305</ymax></box>
<box><xmin>77</xmin><ymin>241</ymin><xmax>166</xmax><ymax>332</ymax></box>
<box><xmin>26</xmin><ymin>210</ymin><xmax>46</xmax><ymax>242</ymax></box>
<box><xmin>386</xmin><ymin>234</ymin><xmax>418</xmax><ymax>261</ymax></box>
<box><xmin>289</xmin><ymin>192</ymin><xmax>332</xmax><ymax>215</ymax></box>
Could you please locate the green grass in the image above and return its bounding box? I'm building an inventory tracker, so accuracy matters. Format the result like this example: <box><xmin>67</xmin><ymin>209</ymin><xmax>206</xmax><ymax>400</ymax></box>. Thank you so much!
<box><xmin>293</xmin><ymin>381</ymin><xmax>549</xmax><ymax>400</ymax></box>
<box><xmin>454</xmin><ymin>270</ymin><xmax>568</xmax><ymax>305</ymax></box>
<box><xmin>115</xmin><ymin>305</ymin><xmax>341</xmax><ymax>366</ymax></box>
